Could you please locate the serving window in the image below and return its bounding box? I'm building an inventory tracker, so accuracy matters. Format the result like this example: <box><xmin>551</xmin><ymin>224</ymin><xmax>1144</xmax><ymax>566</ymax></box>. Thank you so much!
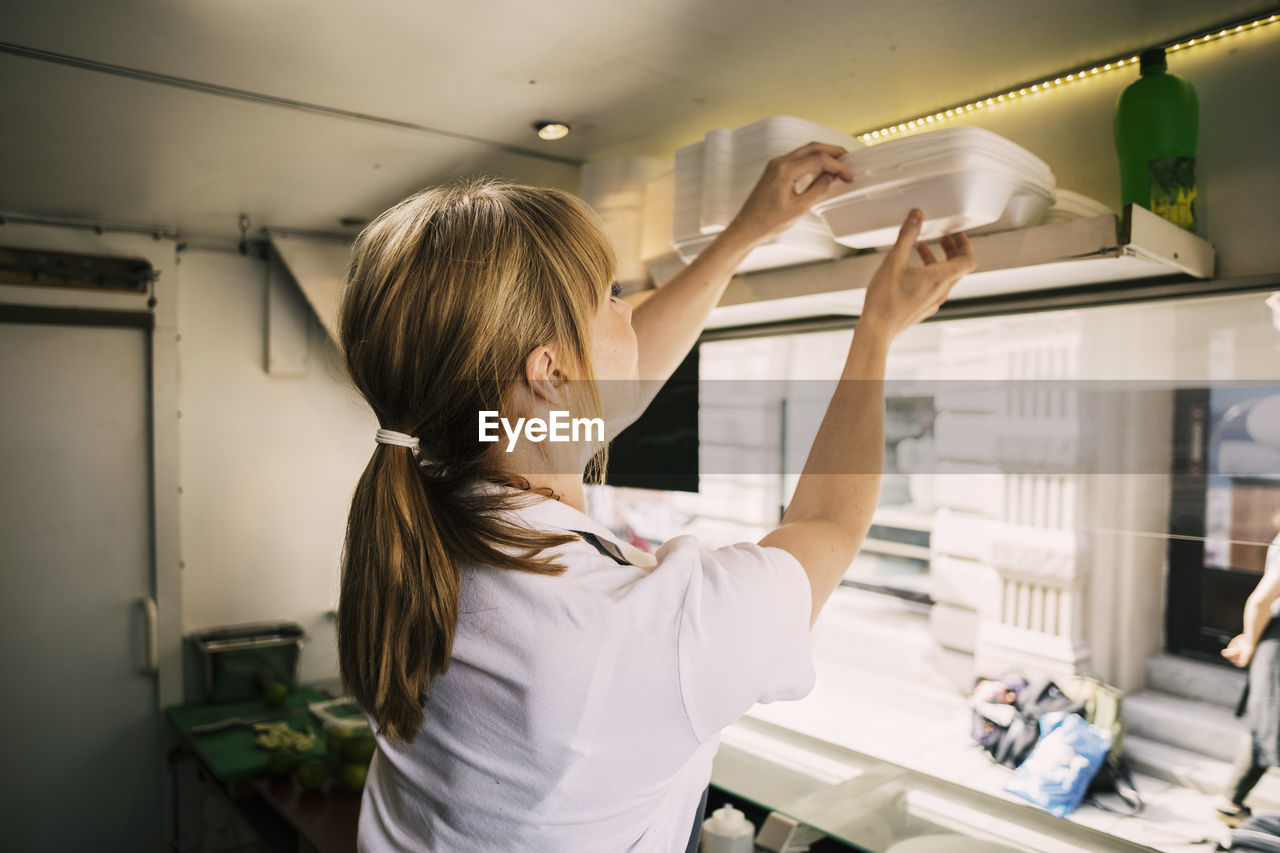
<box><xmin>589</xmin><ymin>284</ymin><xmax>1280</xmax><ymax>667</ymax></box>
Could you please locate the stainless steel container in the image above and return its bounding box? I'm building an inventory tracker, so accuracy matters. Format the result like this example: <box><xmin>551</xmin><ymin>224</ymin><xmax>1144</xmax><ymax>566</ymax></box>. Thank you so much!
<box><xmin>186</xmin><ymin>621</ymin><xmax>305</xmax><ymax>703</ymax></box>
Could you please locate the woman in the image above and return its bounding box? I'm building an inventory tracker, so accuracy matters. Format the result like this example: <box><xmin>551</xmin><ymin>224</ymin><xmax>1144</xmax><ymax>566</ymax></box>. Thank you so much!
<box><xmin>1217</xmin><ymin>508</ymin><xmax>1280</xmax><ymax>827</ymax></box>
<box><xmin>336</xmin><ymin>142</ymin><xmax>977</xmax><ymax>852</ymax></box>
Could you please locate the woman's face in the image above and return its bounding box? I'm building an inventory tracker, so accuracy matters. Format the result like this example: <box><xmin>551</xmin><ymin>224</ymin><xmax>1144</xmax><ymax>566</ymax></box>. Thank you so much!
<box><xmin>588</xmin><ymin>283</ymin><xmax>638</xmax><ymax>382</ymax></box>
<box><xmin>586</xmin><ymin>283</ymin><xmax>642</xmax><ymax>426</ymax></box>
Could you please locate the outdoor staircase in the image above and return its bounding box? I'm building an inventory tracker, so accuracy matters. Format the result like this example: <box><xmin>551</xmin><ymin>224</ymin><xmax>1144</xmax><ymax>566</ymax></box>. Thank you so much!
<box><xmin>1124</xmin><ymin>653</ymin><xmax>1280</xmax><ymax>809</ymax></box>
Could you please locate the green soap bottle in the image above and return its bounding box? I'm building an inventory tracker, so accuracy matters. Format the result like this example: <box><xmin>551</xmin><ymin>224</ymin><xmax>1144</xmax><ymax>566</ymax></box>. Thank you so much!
<box><xmin>1113</xmin><ymin>47</ymin><xmax>1199</xmax><ymax>232</ymax></box>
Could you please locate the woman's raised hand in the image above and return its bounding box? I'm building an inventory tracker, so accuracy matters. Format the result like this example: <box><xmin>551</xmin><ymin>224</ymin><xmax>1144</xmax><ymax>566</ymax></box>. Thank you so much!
<box><xmin>859</xmin><ymin>209</ymin><xmax>978</xmax><ymax>341</ymax></box>
<box><xmin>725</xmin><ymin>142</ymin><xmax>854</xmax><ymax>245</ymax></box>
<box><xmin>1223</xmin><ymin>633</ymin><xmax>1255</xmax><ymax>668</ymax></box>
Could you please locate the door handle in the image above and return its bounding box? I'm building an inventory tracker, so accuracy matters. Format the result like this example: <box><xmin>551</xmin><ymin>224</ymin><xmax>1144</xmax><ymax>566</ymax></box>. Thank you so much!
<box><xmin>138</xmin><ymin>596</ymin><xmax>158</xmax><ymax>676</ymax></box>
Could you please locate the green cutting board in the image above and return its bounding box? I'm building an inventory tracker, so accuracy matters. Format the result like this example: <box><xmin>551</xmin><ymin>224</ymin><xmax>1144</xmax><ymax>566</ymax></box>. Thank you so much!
<box><xmin>167</xmin><ymin>685</ymin><xmax>331</xmax><ymax>781</ymax></box>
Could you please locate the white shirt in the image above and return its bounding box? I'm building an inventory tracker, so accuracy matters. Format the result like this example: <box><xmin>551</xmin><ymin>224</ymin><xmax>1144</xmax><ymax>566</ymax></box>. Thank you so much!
<box><xmin>357</xmin><ymin>484</ymin><xmax>815</xmax><ymax>852</ymax></box>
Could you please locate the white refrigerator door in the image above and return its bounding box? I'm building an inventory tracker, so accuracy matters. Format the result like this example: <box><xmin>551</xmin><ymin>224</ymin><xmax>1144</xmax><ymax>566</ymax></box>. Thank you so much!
<box><xmin>0</xmin><ymin>320</ymin><xmax>162</xmax><ymax>852</ymax></box>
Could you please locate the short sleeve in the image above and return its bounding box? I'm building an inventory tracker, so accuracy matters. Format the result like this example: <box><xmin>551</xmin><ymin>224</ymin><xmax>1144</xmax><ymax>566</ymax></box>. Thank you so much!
<box><xmin>664</xmin><ymin>535</ymin><xmax>816</xmax><ymax>742</ymax></box>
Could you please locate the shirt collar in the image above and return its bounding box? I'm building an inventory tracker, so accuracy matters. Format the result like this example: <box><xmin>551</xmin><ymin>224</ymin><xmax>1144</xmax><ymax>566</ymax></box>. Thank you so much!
<box><xmin>467</xmin><ymin>480</ymin><xmax>655</xmax><ymax>568</ymax></box>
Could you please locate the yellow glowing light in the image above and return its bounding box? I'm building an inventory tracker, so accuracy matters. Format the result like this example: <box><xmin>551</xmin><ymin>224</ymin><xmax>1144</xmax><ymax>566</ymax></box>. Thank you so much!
<box><xmin>534</xmin><ymin>122</ymin><xmax>570</xmax><ymax>140</ymax></box>
<box><xmin>853</xmin><ymin>10</ymin><xmax>1280</xmax><ymax>142</ymax></box>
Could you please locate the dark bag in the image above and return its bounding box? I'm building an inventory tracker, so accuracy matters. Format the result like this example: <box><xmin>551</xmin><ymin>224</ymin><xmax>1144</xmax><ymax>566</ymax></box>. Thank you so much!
<box><xmin>1084</xmin><ymin>752</ymin><xmax>1143</xmax><ymax>815</ymax></box>
<box><xmin>993</xmin><ymin>677</ymin><xmax>1087</xmax><ymax>770</ymax></box>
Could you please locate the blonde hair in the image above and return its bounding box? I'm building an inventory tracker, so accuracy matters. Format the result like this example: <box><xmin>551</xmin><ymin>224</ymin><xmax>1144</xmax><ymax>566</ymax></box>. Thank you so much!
<box><xmin>337</xmin><ymin>177</ymin><xmax>617</xmax><ymax>742</ymax></box>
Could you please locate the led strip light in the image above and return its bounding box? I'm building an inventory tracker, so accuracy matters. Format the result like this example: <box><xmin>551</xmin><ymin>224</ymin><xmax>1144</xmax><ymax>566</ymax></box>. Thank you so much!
<box><xmin>855</xmin><ymin>9</ymin><xmax>1280</xmax><ymax>143</ymax></box>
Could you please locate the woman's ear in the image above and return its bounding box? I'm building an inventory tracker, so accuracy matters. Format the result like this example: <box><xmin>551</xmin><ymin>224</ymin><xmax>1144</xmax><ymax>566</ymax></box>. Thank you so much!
<box><xmin>524</xmin><ymin>344</ymin><xmax>567</xmax><ymax>406</ymax></box>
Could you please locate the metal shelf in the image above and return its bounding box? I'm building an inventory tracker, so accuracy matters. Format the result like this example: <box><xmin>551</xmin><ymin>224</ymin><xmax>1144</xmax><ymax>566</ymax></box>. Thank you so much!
<box><xmin>705</xmin><ymin>205</ymin><xmax>1216</xmax><ymax>330</ymax></box>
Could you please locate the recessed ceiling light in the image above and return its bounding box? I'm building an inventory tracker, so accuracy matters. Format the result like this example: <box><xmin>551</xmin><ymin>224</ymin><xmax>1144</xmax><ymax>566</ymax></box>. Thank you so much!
<box><xmin>534</xmin><ymin>122</ymin><xmax>570</xmax><ymax>141</ymax></box>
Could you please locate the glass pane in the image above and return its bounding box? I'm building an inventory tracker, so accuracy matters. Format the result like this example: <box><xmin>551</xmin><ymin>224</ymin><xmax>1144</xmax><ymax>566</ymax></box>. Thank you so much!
<box><xmin>712</xmin><ymin>720</ymin><xmax>1152</xmax><ymax>852</ymax></box>
<box><xmin>587</xmin><ymin>288</ymin><xmax>1280</xmax><ymax>643</ymax></box>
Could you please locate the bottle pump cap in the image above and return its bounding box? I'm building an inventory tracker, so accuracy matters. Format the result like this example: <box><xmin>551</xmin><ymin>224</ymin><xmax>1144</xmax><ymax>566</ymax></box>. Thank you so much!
<box><xmin>1139</xmin><ymin>48</ymin><xmax>1167</xmax><ymax>73</ymax></box>
<box><xmin>710</xmin><ymin>804</ymin><xmax>748</xmax><ymax>830</ymax></box>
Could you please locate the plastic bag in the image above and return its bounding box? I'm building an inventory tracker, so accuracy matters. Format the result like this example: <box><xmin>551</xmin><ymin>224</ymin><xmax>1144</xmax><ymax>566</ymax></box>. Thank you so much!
<box><xmin>1005</xmin><ymin>711</ymin><xmax>1112</xmax><ymax>818</ymax></box>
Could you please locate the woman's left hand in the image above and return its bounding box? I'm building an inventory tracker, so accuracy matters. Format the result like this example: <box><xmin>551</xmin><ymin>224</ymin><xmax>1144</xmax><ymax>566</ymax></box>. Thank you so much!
<box><xmin>724</xmin><ymin>142</ymin><xmax>854</xmax><ymax>246</ymax></box>
<box><xmin>1223</xmin><ymin>633</ymin><xmax>1255</xmax><ymax>668</ymax></box>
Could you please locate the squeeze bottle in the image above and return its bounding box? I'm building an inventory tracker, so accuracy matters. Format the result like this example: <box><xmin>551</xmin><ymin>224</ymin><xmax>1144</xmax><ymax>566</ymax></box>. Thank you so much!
<box><xmin>701</xmin><ymin>803</ymin><xmax>755</xmax><ymax>853</ymax></box>
<box><xmin>1113</xmin><ymin>47</ymin><xmax>1199</xmax><ymax>232</ymax></box>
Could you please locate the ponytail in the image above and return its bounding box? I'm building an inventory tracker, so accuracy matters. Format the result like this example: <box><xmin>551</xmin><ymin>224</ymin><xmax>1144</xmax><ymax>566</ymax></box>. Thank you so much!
<box><xmin>338</xmin><ymin>443</ymin><xmax>582</xmax><ymax>743</ymax></box>
<box><xmin>338</xmin><ymin>444</ymin><xmax>457</xmax><ymax>742</ymax></box>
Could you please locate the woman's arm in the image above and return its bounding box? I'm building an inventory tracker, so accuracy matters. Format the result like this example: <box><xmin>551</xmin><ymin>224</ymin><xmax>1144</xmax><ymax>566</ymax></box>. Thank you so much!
<box><xmin>1223</xmin><ymin>559</ymin><xmax>1280</xmax><ymax>667</ymax></box>
<box><xmin>628</xmin><ymin>143</ymin><xmax>854</xmax><ymax>392</ymax></box>
<box><xmin>759</xmin><ymin>213</ymin><xmax>977</xmax><ymax>626</ymax></box>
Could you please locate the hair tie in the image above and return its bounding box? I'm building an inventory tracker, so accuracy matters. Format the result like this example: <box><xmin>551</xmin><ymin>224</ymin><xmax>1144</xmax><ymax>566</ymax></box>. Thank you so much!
<box><xmin>374</xmin><ymin>428</ymin><xmax>442</xmax><ymax>471</ymax></box>
<box><xmin>375</xmin><ymin>428</ymin><xmax>420</xmax><ymax>448</ymax></box>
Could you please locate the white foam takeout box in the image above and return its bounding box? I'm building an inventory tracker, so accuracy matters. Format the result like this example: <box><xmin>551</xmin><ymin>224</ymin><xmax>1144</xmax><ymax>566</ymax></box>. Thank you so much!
<box><xmin>812</xmin><ymin>127</ymin><xmax>1057</xmax><ymax>249</ymax></box>
<box><xmin>673</xmin><ymin>116</ymin><xmax>863</xmax><ymax>271</ymax></box>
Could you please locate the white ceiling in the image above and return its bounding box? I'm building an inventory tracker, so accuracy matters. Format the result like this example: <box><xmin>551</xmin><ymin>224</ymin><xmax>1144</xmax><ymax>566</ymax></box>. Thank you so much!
<box><xmin>1</xmin><ymin>0</ymin><xmax>1274</xmax><ymax>242</ymax></box>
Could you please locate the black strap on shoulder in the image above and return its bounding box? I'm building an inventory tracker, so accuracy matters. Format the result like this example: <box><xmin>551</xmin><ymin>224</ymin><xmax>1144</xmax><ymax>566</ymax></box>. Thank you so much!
<box><xmin>569</xmin><ymin>529</ymin><xmax>633</xmax><ymax>566</ymax></box>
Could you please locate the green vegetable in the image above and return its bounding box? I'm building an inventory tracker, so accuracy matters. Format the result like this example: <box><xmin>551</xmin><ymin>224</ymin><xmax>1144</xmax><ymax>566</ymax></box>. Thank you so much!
<box><xmin>296</xmin><ymin>758</ymin><xmax>329</xmax><ymax>792</ymax></box>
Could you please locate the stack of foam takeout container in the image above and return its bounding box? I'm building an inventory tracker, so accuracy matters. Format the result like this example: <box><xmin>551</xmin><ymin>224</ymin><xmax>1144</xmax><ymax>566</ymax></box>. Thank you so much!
<box><xmin>811</xmin><ymin>126</ymin><xmax>1057</xmax><ymax>249</ymax></box>
<box><xmin>1044</xmin><ymin>189</ymin><xmax>1113</xmax><ymax>223</ymax></box>
<box><xmin>673</xmin><ymin>116</ymin><xmax>862</xmax><ymax>272</ymax></box>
